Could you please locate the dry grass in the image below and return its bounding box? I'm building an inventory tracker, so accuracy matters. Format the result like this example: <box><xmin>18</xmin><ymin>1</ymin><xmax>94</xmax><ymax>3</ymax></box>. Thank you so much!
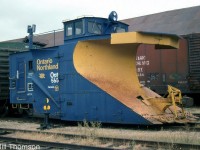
<box><xmin>12</xmin><ymin>131</ymin><xmax>103</xmax><ymax>147</ymax></box>
<box><xmin>18</xmin><ymin>124</ymin><xmax>199</xmax><ymax>145</ymax></box>
<box><xmin>1</xmin><ymin>119</ymin><xmax>200</xmax><ymax>149</ymax></box>
<box><xmin>14</xmin><ymin>132</ymin><xmax>66</xmax><ymax>142</ymax></box>
<box><xmin>95</xmin><ymin>128</ymin><xmax>200</xmax><ymax>145</ymax></box>
<box><xmin>74</xmin><ymin>122</ymin><xmax>200</xmax><ymax>145</ymax></box>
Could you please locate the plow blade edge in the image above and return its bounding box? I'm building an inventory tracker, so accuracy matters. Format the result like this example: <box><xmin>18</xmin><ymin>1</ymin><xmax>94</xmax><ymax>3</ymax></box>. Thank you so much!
<box><xmin>73</xmin><ymin>32</ymin><xmax>197</xmax><ymax>124</ymax></box>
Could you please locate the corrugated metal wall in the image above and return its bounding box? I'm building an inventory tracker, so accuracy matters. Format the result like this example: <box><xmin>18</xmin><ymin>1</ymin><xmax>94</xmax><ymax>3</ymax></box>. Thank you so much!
<box><xmin>0</xmin><ymin>49</ymin><xmax>11</xmax><ymax>101</ymax></box>
<box><xmin>188</xmin><ymin>34</ymin><xmax>200</xmax><ymax>91</ymax></box>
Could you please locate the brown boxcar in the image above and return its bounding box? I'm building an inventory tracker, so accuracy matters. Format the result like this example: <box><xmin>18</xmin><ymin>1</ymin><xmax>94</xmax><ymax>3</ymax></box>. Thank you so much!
<box><xmin>136</xmin><ymin>34</ymin><xmax>200</xmax><ymax>98</ymax></box>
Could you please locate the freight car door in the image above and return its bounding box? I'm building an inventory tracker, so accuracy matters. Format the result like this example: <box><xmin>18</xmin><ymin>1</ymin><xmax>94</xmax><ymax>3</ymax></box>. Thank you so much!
<box><xmin>17</xmin><ymin>59</ymin><xmax>26</xmax><ymax>93</ymax></box>
<box><xmin>15</xmin><ymin>58</ymin><xmax>27</xmax><ymax>101</ymax></box>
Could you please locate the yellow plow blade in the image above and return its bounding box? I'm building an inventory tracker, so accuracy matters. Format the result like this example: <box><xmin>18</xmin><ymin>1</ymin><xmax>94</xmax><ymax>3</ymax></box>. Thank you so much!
<box><xmin>111</xmin><ymin>32</ymin><xmax>179</xmax><ymax>49</ymax></box>
<box><xmin>73</xmin><ymin>32</ymin><xmax>197</xmax><ymax>124</ymax></box>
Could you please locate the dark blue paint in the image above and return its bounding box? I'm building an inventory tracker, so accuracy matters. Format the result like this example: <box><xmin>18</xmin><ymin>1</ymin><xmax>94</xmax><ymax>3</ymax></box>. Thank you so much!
<box><xmin>9</xmin><ymin>16</ymin><xmax>152</xmax><ymax>125</ymax></box>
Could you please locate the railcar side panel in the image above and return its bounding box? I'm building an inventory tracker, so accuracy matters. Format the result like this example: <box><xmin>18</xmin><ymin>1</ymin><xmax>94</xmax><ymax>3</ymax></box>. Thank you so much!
<box><xmin>136</xmin><ymin>39</ymin><xmax>189</xmax><ymax>94</ymax></box>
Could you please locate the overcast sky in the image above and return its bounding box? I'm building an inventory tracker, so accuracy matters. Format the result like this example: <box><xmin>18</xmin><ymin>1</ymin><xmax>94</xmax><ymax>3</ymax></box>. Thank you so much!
<box><xmin>0</xmin><ymin>0</ymin><xmax>200</xmax><ymax>41</ymax></box>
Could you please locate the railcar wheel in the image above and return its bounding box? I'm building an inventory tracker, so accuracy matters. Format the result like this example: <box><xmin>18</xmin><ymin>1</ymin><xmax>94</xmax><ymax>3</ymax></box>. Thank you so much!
<box><xmin>182</xmin><ymin>96</ymin><xmax>194</xmax><ymax>107</ymax></box>
<box><xmin>0</xmin><ymin>106</ymin><xmax>9</xmax><ymax>117</ymax></box>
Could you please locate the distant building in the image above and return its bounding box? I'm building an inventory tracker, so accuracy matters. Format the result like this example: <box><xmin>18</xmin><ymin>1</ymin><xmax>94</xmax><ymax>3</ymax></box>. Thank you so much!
<box><xmin>5</xmin><ymin>6</ymin><xmax>200</xmax><ymax>47</ymax></box>
<box><xmin>1</xmin><ymin>6</ymin><xmax>200</xmax><ymax>97</ymax></box>
<box><xmin>122</xmin><ymin>5</ymin><xmax>200</xmax><ymax>36</ymax></box>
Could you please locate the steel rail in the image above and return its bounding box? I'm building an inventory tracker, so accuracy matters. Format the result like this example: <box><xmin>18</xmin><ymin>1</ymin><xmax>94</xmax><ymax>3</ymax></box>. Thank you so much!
<box><xmin>0</xmin><ymin>127</ymin><xmax>200</xmax><ymax>150</ymax></box>
<box><xmin>134</xmin><ymin>140</ymin><xmax>200</xmax><ymax>150</ymax></box>
<box><xmin>0</xmin><ymin>136</ymin><xmax>114</xmax><ymax>150</ymax></box>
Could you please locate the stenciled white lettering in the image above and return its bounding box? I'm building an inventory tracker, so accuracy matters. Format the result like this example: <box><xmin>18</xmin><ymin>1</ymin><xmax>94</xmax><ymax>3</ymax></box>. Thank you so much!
<box><xmin>36</xmin><ymin>58</ymin><xmax>58</xmax><ymax>71</ymax></box>
<box><xmin>136</xmin><ymin>55</ymin><xmax>150</xmax><ymax>77</ymax></box>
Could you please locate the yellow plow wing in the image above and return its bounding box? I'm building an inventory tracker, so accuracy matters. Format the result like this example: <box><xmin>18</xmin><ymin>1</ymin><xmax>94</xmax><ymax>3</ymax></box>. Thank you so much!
<box><xmin>73</xmin><ymin>32</ymin><xmax>197</xmax><ymax>124</ymax></box>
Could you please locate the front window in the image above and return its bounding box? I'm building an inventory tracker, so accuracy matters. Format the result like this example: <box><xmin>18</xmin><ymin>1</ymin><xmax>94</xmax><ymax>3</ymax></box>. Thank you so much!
<box><xmin>113</xmin><ymin>26</ymin><xmax>126</xmax><ymax>33</ymax></box>
<box><xmin>88</xmin><ymin>21</ymin><xmax>102</xmax><ymax>34</ymax></box>
<box><xmin>75</xmin><ymin>21</ymin><xmax>83</xmax><ymax>35</ymax></box>
<box><xmin>65</xmin><ymin>23</ymin><xmax>73</xmax><ymax>36</ymax></box>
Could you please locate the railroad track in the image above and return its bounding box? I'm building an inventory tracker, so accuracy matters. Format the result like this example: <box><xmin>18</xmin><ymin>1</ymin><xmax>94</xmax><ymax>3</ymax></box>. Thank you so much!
<box><xmin>108</xmin><ymin>122</ymin><xmax>200</xmax><ymax>132</ymax></box>
<box><xmin>0</xmin><ymin>136</ymin><xmax>112</xmax><ymax>150</ymax></box>
<box><xmin>0</xmin><ymin>136</ymin><xmax>199</xmax><ymax>150</ymax></box>
<box><xmin>1</xmin><ymin>116</ymin><xmax>200</xmax><ymax>132</ymax></box>
<box><xmin>0</xmin><ymin>128</ymin><xmax>200</xmax><ymax>150</ymax></box>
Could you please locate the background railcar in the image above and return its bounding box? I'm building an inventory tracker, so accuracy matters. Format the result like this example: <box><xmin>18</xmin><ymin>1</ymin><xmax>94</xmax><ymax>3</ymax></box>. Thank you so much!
<box><xmin>136</xmin><ymin>34</ymin><xmax>200</xmax><ymax>105</ymax></box>
<box><xmin>0</xmin><ymin>42</ymin><xmax>43</xmax><ymax>115</ymax></box>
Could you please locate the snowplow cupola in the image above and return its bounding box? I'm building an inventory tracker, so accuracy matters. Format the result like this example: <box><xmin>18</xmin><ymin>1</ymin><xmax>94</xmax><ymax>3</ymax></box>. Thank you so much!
<box><xmin>63</xmin><ymin>12</ymin><xmax>128</xmax><ymax>43</ymax></box>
